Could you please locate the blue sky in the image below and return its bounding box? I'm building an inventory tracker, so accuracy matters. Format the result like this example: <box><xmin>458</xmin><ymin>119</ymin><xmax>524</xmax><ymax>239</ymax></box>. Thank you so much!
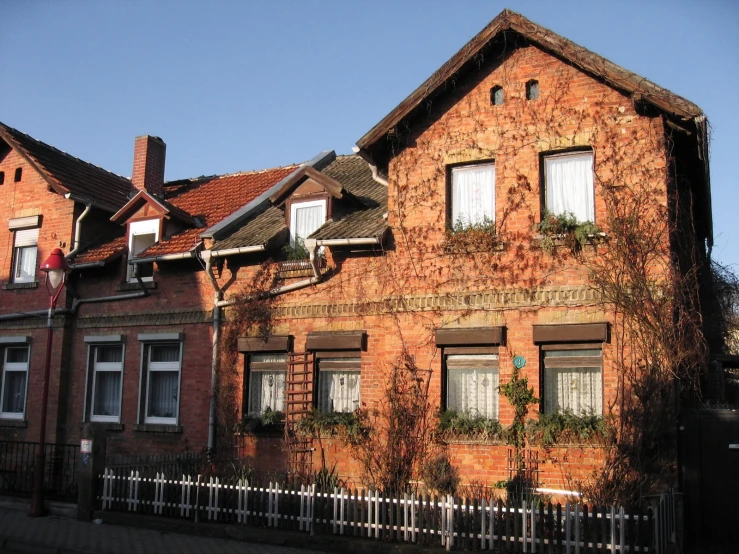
<box><xmin>2</xmin><ymin>0</ymin><xmax>737</xmax><ymax>268</ymax></box>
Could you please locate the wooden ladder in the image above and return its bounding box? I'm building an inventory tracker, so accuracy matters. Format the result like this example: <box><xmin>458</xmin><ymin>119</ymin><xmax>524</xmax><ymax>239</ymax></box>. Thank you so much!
<box><xmin>284</xmin><ymin>352</ymin><xmax>314</xmax><ymax>481</ymax></box>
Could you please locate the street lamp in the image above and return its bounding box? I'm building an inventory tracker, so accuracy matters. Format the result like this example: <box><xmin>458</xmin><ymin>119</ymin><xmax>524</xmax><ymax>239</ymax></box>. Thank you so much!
<box><xmin>29</xmin><ymin>248</ymin><xmax>69</xmax><ymax>517</ymax></box>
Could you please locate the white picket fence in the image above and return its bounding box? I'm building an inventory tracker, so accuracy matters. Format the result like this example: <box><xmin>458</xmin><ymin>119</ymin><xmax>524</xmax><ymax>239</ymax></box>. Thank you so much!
<box><xmin>99</xmin><ymin>469</ymin><xmax>674</xmax><ymax>553</ymax></box>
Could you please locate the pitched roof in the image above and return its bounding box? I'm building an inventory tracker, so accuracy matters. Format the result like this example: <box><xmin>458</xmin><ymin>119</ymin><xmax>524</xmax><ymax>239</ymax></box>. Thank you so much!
<box><xmin>356</xmin><ymin>9</ymin><xmax>705</xmax><ymax>155</ymax></box>
<box><xmin>210</xmin><ymin>155</ymin><xmax>388</xmax><ymax>251</ymax></box>
<box><xmin>0</xmin><ymin>122</ymin><xmax>133</xmax><ymax>212</ymax></box>
<box><xmin>310</xmin><ymin>155</ymin><xmax>387</xmax><ymax>240</ymax></box>
<box><xmin>71</xmin><ymin>235</ymin><xmax>127</xmax><ymax>266</ymax></box>
<box><xmin>130</xmin><ymin>165</ymin><xmax>299</xmax><ymax>259</ymax></box>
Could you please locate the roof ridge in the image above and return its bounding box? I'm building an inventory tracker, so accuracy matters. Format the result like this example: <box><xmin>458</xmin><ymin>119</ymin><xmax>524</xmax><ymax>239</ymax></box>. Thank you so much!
<box><xmin>0</xmin><ymin>122</ymin><xmax>132</xmax><ymax>185</ymax></box>
<box><xmin>166</xmin><ymin>163</ymin><xmax>303</xmax><ymax>186</ymax></box>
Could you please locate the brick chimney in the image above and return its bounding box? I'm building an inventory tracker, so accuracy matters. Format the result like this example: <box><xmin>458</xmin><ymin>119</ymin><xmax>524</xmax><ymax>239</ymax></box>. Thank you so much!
<box><xmin>131</xmin><ymin>135</ymin><xmax>166</xmax><ymax>197</ymax></box>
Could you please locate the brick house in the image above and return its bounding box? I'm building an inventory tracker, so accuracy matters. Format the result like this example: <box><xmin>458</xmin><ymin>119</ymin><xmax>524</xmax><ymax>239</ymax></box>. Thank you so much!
<box><xmin>0</xmin><ymin>10</ymin><xmax>712</xmax><ymax>493</ymax></box>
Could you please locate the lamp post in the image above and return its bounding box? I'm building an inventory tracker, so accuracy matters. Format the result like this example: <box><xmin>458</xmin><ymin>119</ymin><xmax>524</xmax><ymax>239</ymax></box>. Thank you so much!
<box><xmin>29</xmin><ymin>248</ymin><xmax>69</xmax><ymax>517</ymax></box>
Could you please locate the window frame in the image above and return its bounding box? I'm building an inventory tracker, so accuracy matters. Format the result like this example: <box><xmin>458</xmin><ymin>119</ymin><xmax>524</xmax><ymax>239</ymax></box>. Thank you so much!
<box><xmin>127</xmin><ymin>219</ymin><xmax>160</xmax><ymax>282</ymax></box>
<box><xmin>245</xmin><ymin>352</ymin><xmax>288</xmax><ymax>416</ymax></box>
<box><xmin>0</xmin><ymin>344</ymin><xmax>30</xmax><ymax>420</ymax></box>
<box><xmin>443</xmin><ymin>346</ymin><xmax>500</xmax><ymax>420</ymax></box>
<box><xmin>11</xmin><ymin>227</ymin><xmax>39</xmax><ymax>284</ymax></box>
<box><xmin>315</xmin><ymin>351</ymin><xmax>361</xmax><ymax>414</ymax></box>
<box><xmin>138</xmin><ymin>339</ymin><xmax>183</xmax><ymax>426</ymax></box>
<box><xmin>539</xmin><ymin>343</ymin><xmax>603</xmax><ymax>416</ymax></box>
<box><xmin>289</xmin><ymin>198</ymin><xmax>326</xmax><ymax>247</ymax></box>
<box><xmin>87</xmin><ymin>343</ymin><xmax>126</xmax><ymax>423</ymax></box>
<box><xmin>448</xmin><ymin>161</ymin><xmax>496</xmax><ymax>230</ymax></box>
<box><xmin>540</xmin><ymin>149</ymin><xmax>595</xmax><ymax>224</ymax></box>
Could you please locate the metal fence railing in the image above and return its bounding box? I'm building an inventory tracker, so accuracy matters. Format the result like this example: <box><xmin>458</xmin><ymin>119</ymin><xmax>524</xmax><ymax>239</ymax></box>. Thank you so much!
<box><xmin>0</xmin><ymin>440</ymin><xmax>79</xmax><ymax>501</ymax></box>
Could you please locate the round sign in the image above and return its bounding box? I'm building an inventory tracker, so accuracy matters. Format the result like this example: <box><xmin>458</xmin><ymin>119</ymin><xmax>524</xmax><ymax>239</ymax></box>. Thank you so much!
<box><xmin>513</xmin><ymin>355</ymin><xmax>526</xmax><ymax>369</ymax></box>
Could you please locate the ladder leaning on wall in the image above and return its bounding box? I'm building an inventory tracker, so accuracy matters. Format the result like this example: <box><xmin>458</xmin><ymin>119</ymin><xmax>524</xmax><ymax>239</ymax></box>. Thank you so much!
<box><xmin>284</xmin><ymin>352</ymin><xmax>314</xmax><ymax>482</ymax></box>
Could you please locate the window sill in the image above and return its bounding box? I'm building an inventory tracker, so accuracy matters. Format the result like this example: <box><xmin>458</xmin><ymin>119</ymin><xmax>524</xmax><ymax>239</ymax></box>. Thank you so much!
<box><xmin>438</xmin><ymin>436</ymin><xmax>507</xmax><ymax>446</ymax></box>
<box><xmin>2</xmin><ymin>281</ymin><xmax>39</xmax><ymax>290</ymax></box>
<box><xmin>0</xmin><ymin>418</ymin><xmax>27</xmax><ymax>428</ymax></box>
<box><xmin>79</xmin><ymin>422</ymin><xmax>124</xmax><ymax>432</ymax></box>
<box><xmin>133</xmin><ymin>423</ymin><xmax>182</xmax><ymax>434</ymax></box>
<box><xmin>117</xmin><ymin>281</ymin><xmax>157</xmax><ymax>292</ymax></box>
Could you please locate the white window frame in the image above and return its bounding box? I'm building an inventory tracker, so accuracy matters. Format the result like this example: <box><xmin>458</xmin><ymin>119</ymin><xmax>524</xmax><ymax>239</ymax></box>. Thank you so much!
<box><xmin>450</xmin><ymin>163</ymin><xmax>496</xmax><ymax>229</ymax></box>
<box><xmin>0</xmin><ymin>345</ymin><xmax>30</xmax><ymax>419</ymax></box>
<box><xmin>127</xmin><ymin>219</ymin><xmax>159</xmax><ymax>282</ymax></box>
<box><xmin>88</xmin><ymin>344</ymin><xmax>125</xmax><ymax>423</ymax></box>
<box><xmin>11</xmin><ymin>227</ymin><xmax>39</xmax><ymax>284</ymax></box>
<box><xmin>543</xmin><ymin>151</ymin><xmax>595</xmax><ymax>223</ymax></box>
<box><xmin>289</xmin><ymin>199</ymin><xmax>326</xmax><ymax>247</ymax></box>
<box><xmin>141</xmin><ymin>341</ymin><xmax>183</xmax><ymax>425</ymax></box>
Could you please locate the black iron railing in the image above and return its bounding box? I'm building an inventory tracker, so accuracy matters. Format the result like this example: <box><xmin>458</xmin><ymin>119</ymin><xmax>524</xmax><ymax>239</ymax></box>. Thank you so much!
<box><xmin>0</xmin><ymin>440</ymin><xmax>79</xmax><ymax>500</ymax></box>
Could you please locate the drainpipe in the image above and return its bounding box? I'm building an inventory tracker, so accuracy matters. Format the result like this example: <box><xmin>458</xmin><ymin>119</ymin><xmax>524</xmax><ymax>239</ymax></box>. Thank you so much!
<box><xmin>352</xmin><ymin>147</ymin><xmax>388</xmax><ymax>187</ymax></box>
<box><xmin>0</xmin><ymin>289</ymin><xmax>149</xmax><ymax>321</ymax></box>
<box><xmin>65</xmin><ymin>202</ymin><xmax>93</xmax><ymax>260</ymax></box>
<box><xmin>202</xmin><ymin>253</ymin><xmax>224</xmax><ymax>452</ymax></box>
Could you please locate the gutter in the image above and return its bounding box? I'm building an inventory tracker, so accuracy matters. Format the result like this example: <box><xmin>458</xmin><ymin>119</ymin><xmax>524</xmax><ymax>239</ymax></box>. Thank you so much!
<box><xmin>313</xmin><ymin>236</ymin><xmax>382</xmax><ymax>247</ymax></box>
<box><xmin>209</xmin><ymin>245</ymin><xmax>265</xmax><ymax>258</ymax></box>
<box><xmin>65</xmin><ymin>202</ymin><xmax>93</xmax><ymax>260</ymax></box>
<box><xmin>129</xmin><ymin>250</ymin><xmax>197</xmax><ymax>265</ymax></box>
<box><xmin>352</xmin><ymin>147</ymin><xmax>388</xmax><ymax>187</ymax></box>
<box><xmin>68</xmin><ymin>261</ymin><xmax>106</xmax><ymax>270</ymax></box>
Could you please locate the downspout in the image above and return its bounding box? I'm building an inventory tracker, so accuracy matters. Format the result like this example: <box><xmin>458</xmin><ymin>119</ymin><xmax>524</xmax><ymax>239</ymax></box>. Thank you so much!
<box><xmin>203</xmin><ymin>254</ymin><xmax>224</xmax><ymax>451</ymax></box>
<box><xmin>0</xmin><ymin>289</ymin><xmax>149</xmax><ymax>321</ymax></box>
<box><xmin>353</xmin><ymin>147</ymin><xmax>388</xmax><ymax>187</ymax></box>
<box><xmin>65</xmin><ymin>203</ymin><xmax>93</xmax><ymax>260</ymax></box>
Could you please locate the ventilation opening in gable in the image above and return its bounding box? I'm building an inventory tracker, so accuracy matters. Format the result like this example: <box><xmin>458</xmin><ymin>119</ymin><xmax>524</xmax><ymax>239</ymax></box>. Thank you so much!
<box><xmin>490</xmin><ymin>86</ymin><xmax>504</xmax><ymax>106</ymax></box>
<box><xmin>526</xmin><ymin>80</ymin><xmax>539</xmax><ymax>100</ymax></box>
<box><xmin>0</xmin><ymin>171</ymin><xmax>4</xmax><ymax>185</ymax></box>
<box><xmin>14</xmin><ymin>168</ymin><xmax>22</xmax><ymax>182</ymax></box>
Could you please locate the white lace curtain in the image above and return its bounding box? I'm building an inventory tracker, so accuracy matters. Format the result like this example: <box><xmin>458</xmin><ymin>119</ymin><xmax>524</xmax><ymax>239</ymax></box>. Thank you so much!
<box><xmin>248</xmin><ymin>353</ymin><xmax>287</xmax><ymax>414</ymax></box>
<box><xmin>147</xmin><ymin>344</ymin><xmax>180</xmax><ymax>420</ymax></box>
<box><xmin>93</xmin><ymin>371</ymin><xmax>121</xmax><ymax>417</ymax></box>
<box><xmin>1</xmin><ymin>372</ymin><xmax>26</xmax><ymax>413</ymax></box>
<box><xmin>451</xmin><ymin>164</ymin><xmax>495</xmax><ymax>227</ymax></box>
<box><xmin>292</xmin><ymin>201</ymin><xmax>325</xmax><ymax>245</ymax></box>
<box><xmin>446</xmin><ymin>354</ymin><xmax>499</xmax><ymax>419</ymax></box>
<box><xmin>544</xmin><ymin>152</ymin><xmax>594</xmax><ymax>222</ymax></box>
<box><xmin>318</xmin><ymin>371</ymin><xmax>360</xmax><ymax>413</ymax></box>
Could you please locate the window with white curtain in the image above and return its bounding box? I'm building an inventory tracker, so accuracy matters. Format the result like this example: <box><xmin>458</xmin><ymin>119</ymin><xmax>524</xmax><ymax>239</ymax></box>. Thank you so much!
<box><xmin>543</xmin><ymin>151</ymin><xmax>595</xmax><ymax>222</ymax></box>
<box><xmin>12</xmin><ymin>227</ymin><xmax>38</xmax><ymax>284</ymax></box>
<box><xmin>446</xmin><ymin>352</ymin><xmax>499</xmax><ymax>419</ymax></box>
<box><xmin>542</xmin><ymin>346</ymin><xmax>602</xmax><ymax>415</ymax></box>
<box><xmin>450</xmin><ymin>163</ymin><xmax>495</xmax><ymax>228</ymax></box>
<box><xmin>317</xmin><ymin>355</ymin><xmax>361</xmax><ymax>413</ymax></box>
<box><xmin>90</xmin><ymin>345</ymin><xmax>124</xmax><ymax>422</ymax></box>
<box><xmin>290</xmin><ymin>199</ymin><xmax>326</xmax><ymax>247</ymax></box>
<box><xmin>127</xmin><ymin>219</ymin><xmax>159</xmax><ymax>282</ymax></box>
<box><xmin>247</xmin><ymin>353</ymin><xmax>287</xmax><ymax>415</ymax></box>
<box><xmin>143</xmin><ymin>343</ymin><xmax>181</xmax><ymax>424</ymax></box>
<box><xmin>0</xmin><ymin>346</ymin><xmax>29</xmax><ymax>419</ymax></box>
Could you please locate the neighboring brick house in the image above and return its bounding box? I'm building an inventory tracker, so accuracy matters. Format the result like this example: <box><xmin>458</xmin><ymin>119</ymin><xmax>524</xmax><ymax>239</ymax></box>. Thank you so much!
<box><xmin>0</xmin><ymin>10</ymin><xmax>713</xmax><ymax>493</ymax></box>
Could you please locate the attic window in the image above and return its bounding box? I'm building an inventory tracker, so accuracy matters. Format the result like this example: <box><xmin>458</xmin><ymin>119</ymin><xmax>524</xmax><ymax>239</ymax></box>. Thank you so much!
<box><xmin>0</xmin><ymin>171</ymin><xmax>4</xmax><ymax>185</ymax></box>
<box><xmin>526</xmin><ymin>80</ymin><xmax>539</xmax><ymax>100</ymax></box>
<box><xmin>490</xmin><ymin>86</ymin><xmax>504</xmax><ymax>106</ymax></box>
<box><xmin>127</xmin><ymin>219</ymin><xmax>159</xmax><ymax>282</ymax></box>
<box><xmin>290</xmin><ymin>199</ymin><xmax>326</xmax><ymax>248</ymax></box>
<box><xmin>14</xmin><ymin>168</ymin><xmax>22</xmax><ymax>182</ymax></box>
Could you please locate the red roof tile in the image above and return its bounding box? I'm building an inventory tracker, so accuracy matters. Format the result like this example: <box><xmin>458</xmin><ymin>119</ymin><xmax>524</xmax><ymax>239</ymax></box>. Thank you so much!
<box><xmin>75</xmin><ymin>164</ymin><xmax>299</xmax><ymax>263</ymax></box>
<box><xmin>72</xmin><ymin>235</ymin><xmax>127</xmax><ymax>265</ymax></box>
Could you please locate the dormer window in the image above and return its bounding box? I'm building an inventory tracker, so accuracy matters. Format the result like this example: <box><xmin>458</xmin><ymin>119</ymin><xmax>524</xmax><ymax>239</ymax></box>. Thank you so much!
<box><xmin>128</xmin><ymin>219</ymin><xmax>159</xmax><ymax>282</ymax></box>
<box><xmin>289</xmin><ymin>199</ymin><xmax>326</xmax><ymax>248</ymax></box>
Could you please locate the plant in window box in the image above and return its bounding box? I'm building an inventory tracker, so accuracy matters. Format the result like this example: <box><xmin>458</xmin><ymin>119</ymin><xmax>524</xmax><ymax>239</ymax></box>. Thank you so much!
<box><xmin>526</xmin><ymin>410</ymin><xmax>613</xmax><ymax>447</ymax></box>
<box><xmin>281</xmin><ymin>237</ymin><xmax>310</xmax><ymax>261</ymax></box>
<box><xmin>236</xmin><ymin>408</ymin><xmax>284</xmax><ymax>435</ymax></box>
<box><xmin>443</xmin><ymin>216</ymin><xmax>500</xmax><ymax>254</ymax></box>
<box><xmin>295</xmin><ymin>408</ymin><xmax>369</xmax><ymax>443</ymax></box>
<box><xmin>535</xmin><ymin>210</ymin><xmax>604</xmax><ymax>254</ymax></box>
<box><xmin>435</xmin><ymin>409</ymin><xmax>504</xmax><ymax>442</ymax></box>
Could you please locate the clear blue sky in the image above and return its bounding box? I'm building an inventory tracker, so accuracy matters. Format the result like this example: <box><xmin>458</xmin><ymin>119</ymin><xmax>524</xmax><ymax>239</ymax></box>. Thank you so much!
<box><xmin>2</xmin><ymin>0</ymin><xmax>737</xmax><ymax>269</ymax></box>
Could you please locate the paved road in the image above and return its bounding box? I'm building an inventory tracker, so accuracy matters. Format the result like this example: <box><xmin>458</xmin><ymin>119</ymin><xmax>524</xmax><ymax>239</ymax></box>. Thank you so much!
<box><xmin>0</xmin><ymin>507</ymin><xmax>333</xmax><ymax>554</ymax></box>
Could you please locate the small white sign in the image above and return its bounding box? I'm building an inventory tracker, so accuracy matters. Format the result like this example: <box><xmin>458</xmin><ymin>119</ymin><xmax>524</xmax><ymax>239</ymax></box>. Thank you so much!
<box><xmin>729</xmin><ymin>444</ymin><xmax>739</xmax><ymax>450</ymax></box>
<box><xmin>81</xmin><ymin>439</ymin><xmax>93</xmax><ymax>454</ymax></box>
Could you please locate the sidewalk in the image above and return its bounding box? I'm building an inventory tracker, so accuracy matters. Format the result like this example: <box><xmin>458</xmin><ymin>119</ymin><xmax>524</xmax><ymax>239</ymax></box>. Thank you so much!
<box><xmin>0</xmin><ymin>506</ymin><xmax>332</xmax><ymax>554</ymax></box>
